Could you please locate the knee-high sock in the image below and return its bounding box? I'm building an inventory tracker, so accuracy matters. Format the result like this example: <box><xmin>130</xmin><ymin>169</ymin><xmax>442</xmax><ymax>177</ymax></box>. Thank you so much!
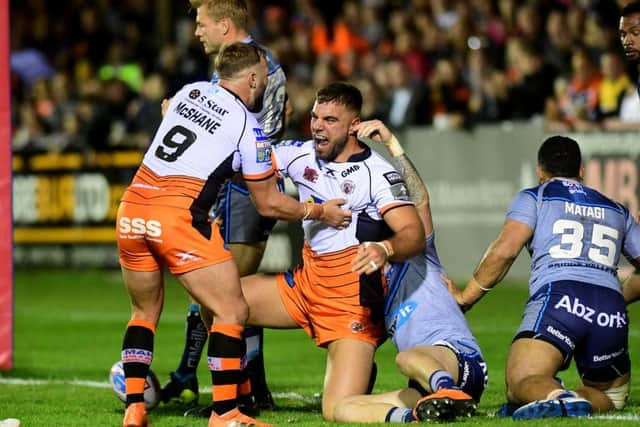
<box><xmin>175</xmin><ymin>304</ymin><xmax>208</xmax><ymax>379</ymax></box>
<box><xmin>209</xmin><ymin>324</ymin><xmax>244</xmax><ymax>415</ymax></box>
<box><xmin>122</xmin><ymin>319</ymin><xmax>156</xmax><ymax>406</ymax></box>
<box><xmin>245</xmin><ymin>326</ymin><xmax>267</xmax><ymax>395</ymax></box>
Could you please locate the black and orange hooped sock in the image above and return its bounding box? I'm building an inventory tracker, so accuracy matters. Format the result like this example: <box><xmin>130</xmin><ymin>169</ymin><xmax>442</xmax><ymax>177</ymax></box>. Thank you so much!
<box><xmin>208</xmin><ymin>323</ymin><xmax>244</xmax><ymax>415</ymax></box>
<box><xmin>122</xmin><ymin>319</ymin><xmax>156</xmax><ymax>406</ymax></box>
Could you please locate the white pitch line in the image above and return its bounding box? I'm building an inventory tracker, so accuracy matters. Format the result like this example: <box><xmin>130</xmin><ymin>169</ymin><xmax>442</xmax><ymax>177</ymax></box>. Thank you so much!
<box><xmin>0</xmin><ymin>377</ymin><xmax>319</xmax><ymax>402</ymax></box>
<box><xmin>2</xmin><ymin>378</ymin><xmax>639</xmax><ymax>420</ymax></box>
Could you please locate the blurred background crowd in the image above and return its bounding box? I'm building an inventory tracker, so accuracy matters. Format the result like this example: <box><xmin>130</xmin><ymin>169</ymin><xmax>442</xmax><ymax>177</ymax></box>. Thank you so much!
<box><xmin>10</xmin><ymin>0</ymin><xmax>640</xmax><ymax>155</ymax></box>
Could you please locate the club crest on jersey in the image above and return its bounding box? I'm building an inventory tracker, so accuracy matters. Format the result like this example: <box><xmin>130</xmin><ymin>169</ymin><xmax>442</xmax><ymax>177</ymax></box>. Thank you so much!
<box><xmin>349</xmin><ymin>320</ymin><xmax>365</xmax><ymax>333</ymax></box>
<box><xmin>189</xmin><ymin>89</ymin><xmax>200</xmax><ymax>99</ymax></box>
<box><xmin>303</xmin><ymin>166</ymin><xmax>319</xmax><ymax>182</ymax></box>
<box><xmin>341</xmin><ymin>180</ymin><xmax>355</xmax><ymax>194</ymax></box>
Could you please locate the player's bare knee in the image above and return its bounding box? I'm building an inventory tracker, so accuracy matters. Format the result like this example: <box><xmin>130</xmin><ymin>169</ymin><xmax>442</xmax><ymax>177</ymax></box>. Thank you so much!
<box><xmin>394</xmin><ymin>350</ymin><xmax>414</xmax><ymax>375</ymax></box>
<box><xmin>212</xmin><ymin>300</ymin><xmax>249</xmax><ymax>325</ymax></box>
<box><xmin>322</xmin><ymin>403</ymin><xmax>337</xmax><ymax>422</ymax></box>
<box><xmin>333</xmin><ymin>400</ymin><xmax>357</xmax><ymax>422</ymax></box>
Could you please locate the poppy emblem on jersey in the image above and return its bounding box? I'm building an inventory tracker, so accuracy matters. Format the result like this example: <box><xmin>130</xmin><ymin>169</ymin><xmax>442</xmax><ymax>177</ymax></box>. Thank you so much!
<box><xmin>350</xmin><ymin>320</ymin><xmax>365</xmax><ymax>333</ymax></box>
<box><xmin>303</xmin><ymin>166</ymin><xmax>319</xmax><ymax>183</ymax></box>
<box><xmin>189</xmin><ymin>89</ymin><xmax>201</xmax><ymax>99</ymax></box>
<box><xmin>341</xmin><ymin>180</ymin><xmax>355</xmax><ymax>194</ymax></box>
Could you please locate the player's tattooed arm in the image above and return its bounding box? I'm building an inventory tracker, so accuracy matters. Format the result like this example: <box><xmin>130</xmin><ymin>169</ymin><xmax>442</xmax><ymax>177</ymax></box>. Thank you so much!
<box><xmin>389</xmin><ymin>154</ymin><xmax>428</xmax><ymax>211</ymax></box>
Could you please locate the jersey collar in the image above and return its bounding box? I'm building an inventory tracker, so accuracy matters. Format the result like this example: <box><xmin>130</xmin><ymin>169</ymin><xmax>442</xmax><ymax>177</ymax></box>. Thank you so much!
<box><xmin>346</xmin><ymin>141</ymin><xmax>371</xmax><ymax>162</ymax></box>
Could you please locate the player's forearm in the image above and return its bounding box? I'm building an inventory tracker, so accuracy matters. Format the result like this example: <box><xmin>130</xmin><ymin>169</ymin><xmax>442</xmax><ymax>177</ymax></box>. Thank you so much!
<box><xmin>389</xmin><ymin>152</ymin><xmax>429</xmax><ymax>209</ymax></box>
<box><xmin>254</xmin><ymin>192</ymin><xmax>317</xmax><ymax>223</ymax></box>
<box><xmin>386</xmin><ymin>222</ymin><xmax>426</xmax><ymax>261</ymax></box>
<box><xmin>461</xmin><ymin>239</ymin><xmax>516</xmax><ymax>306</ymax></box>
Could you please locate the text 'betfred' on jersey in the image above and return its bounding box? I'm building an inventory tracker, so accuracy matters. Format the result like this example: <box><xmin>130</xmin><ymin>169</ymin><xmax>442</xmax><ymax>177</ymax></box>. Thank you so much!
<box><xmin>253</xmin><ymin>128</ymin><xmax>271</xmax><ymax>164</ymax></box>
<box><xmin>173</xmin><ymin>89</ymin><xmax>229</xmax><ymax>135</ymax></box>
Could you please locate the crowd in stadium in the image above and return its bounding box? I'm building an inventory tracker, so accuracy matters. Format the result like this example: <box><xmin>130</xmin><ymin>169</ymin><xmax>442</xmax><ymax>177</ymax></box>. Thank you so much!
<box><xmin>9</xmin><ymin>0</ymin><xmax>640</xmax><ymax>154</ymax></box>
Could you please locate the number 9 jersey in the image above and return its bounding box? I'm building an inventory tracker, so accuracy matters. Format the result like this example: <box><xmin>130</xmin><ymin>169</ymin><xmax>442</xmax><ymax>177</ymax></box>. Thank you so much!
<box><xmin>507</xmin><ymin>177</ymin><xmax>640</xmax><ymax>295</ymax></box>
<box><xmin>126</xmin><ymin>81</ymin><xmax>274</xmax><ymax>212</ymax></box>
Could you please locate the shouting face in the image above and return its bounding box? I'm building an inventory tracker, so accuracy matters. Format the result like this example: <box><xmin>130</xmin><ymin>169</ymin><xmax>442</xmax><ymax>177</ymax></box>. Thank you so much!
<box><xmin>310</xmin><ymin>101</ymin><xmax>359</xmax><ymax>162</ymax></box>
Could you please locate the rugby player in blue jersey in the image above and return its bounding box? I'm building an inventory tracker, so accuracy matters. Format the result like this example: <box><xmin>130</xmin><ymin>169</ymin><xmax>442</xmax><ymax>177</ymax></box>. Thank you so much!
<box><xmin>333</xmin><ymin>124</ymin><xmax>487</xmax><ymax>423</ymax></box>
<box><xmin>447</xmin><ymin>136</ymin><xmax>640</xmax><ymax>420</ymax></box>
<box><xmin>620</xmin><ymin>2</ymin><xmax>640</xmax><ymax>98</ymax></box>
<box><xmin>161</xmin><ymin>0</ymin><xmax>291</xmax><ymax>416</ymax></box>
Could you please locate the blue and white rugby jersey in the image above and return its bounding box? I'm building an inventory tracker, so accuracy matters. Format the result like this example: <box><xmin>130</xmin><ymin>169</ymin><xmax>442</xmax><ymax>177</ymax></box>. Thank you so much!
<box><xmin>508</xmin><ymin>178</ymin><xmax>640</xmax><ymax>296</ymax></box>
<box><xmin>384</xmin><ymin>232</ymin><xmax>482</xmax><ymax>355</ymax></box>
<box><xmin>211</xmin><ymin>36</ymin><xmax>287</xmax><ymax>144</ymax></box>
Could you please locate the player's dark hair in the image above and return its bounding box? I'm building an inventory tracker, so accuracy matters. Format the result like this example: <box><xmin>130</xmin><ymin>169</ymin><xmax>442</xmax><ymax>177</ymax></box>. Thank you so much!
<box><xmin>215</xmin><ymin>42</ymin><xmax>264</xmax><ymax>80</ymax></box>
<box><xmin>315</xmin><ymin>82</ymin><xmax>363</xmax><ymax>114</ymax></box>
<box><xmin>538</xmin><ymin>136</ymin><xmax>582</xmax><ymax>178</ymax></box>
<box><xmin>622</xmin><ymin>2</ymin><xmax>640</xmax><ymax>17</ymax></box>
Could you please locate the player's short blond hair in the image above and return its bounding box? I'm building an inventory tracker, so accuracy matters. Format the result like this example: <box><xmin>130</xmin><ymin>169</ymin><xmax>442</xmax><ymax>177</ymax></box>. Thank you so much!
<box><xmin>188</xmin><ymin>0</ymin><xmax>248</xmax><ymax>31</ymax></box>
<box><xmin>215</xmin><ymin>42</ymin><xmax>265</xmax><ymax>80</ymax></box>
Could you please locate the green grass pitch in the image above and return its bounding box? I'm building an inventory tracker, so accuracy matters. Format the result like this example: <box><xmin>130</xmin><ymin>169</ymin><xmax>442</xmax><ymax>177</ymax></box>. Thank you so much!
<box><xmin>2</xmin><ymin>268</ymin><xmax>640</xmax><ymax>426</ymax></box>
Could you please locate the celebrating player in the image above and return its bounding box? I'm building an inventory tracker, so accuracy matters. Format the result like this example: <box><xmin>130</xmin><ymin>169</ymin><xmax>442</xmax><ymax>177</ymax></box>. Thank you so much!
<box><xmin>447</xmin><ymin>136</ymin><xmax>640</xmax><ymax>420</ymax></box>
<box><xmin>332</xmin><ymin>122</ymin><xmax>487</xmax><ymax>423</ymax></box>
<box><xmin>239</xmin><ymin>82</ymin><xmax>426</xmax><ymax>421</ymax></box>
<box><xmin>116</xmin><ymin>43</ymin><xmax>349</xmax><ymax>427</ymax></box>
<box><xmin>161</xmin><ymin>0</ymin><xmax>291</xmax><ymax>414</ymax></box>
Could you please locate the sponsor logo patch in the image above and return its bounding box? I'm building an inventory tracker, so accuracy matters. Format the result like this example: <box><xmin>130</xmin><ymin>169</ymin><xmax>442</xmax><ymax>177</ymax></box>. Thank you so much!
<box><xmin>176</xmin><ymin>250</ymin><xmax>201</xmax><ymax>266</ymax></box>
<box><xmin>383</xmin><ymin>171</ymin><xmax>403</xmax><ymax>185</ymax></box>
<box><xmin>562</xmin><ymin>180</ymin><xmax>586</xmax><ymax>195</ymax></box>
<box><xmin>387</xmin><ymin>301</ymin><xmax>417</xmax><ymax>336</ymax></box>
<box><xmin>323</xmin><ymin>167</ymin><xmax>337</xmax><ymax>178</ymax></box>
<box><xmin>390</xmin><ymin>183</ymin><xmax>410</xmax><ymax>201</ymax></box>
<box><xmin>341</xmin><ymin>165</ymin><xmax>360</xmax><ymax>177</ymax></box>
<box><xmin>253</xmin><ymin>129</ymin><xmax>272</xmax><ymax>163</ymax></box>
<box><xmin>253</xmin><ymin>127</ymin><xmax>268</xmax><ymax>142</ymax></box>
<box><xmin>122</xmin><ymin>348</ymin><xmax>153</xmax><ymax>364</ymax></box>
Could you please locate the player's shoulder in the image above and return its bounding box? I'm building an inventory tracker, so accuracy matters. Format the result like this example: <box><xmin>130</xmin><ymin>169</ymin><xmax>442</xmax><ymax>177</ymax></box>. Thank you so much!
<box><xmin>246</xmin><ymin>37</ymin><xmax>282</xmax><ymax>72</ymax></box>
<box><xmin>518</xmin><ymin>184</ymin><xmax>542</xmax><ymax>201</ymax></box>
<box><xmin>363</xmin><ymin>146</ymin><xmax>398</xmax><ymax>174</ymax></box>
<box><xmin>274</xmin><ymin>139</ymin><xmax>313</xmax><ymax>150</ymax></box>
<box><xmin>175</xmin><ymin>81</ymin><xmax>214</xmax><ymax>98</ymax></box>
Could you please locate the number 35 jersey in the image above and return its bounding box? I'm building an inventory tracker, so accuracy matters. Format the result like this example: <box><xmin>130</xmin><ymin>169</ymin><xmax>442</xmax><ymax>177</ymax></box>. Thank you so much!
<box><xmin>123</xmin><ymin>81</ymin><xmax>274</xmax><ymax>212</ymax></box>
<box><xmin>272</xmin><ymin>139</ymin><xmax>413</xmax><ymax>254</ymax></box>
<box><xmin>507</xmin><ymin>178</ymin><xmax>640</xmax><ymax>295</ymax></box>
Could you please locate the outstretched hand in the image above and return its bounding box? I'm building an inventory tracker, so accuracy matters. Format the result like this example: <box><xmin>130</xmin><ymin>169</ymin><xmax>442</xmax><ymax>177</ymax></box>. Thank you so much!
<box><xmin>320</xmin><ymin>198</ymin><xmax>352</xmax><ymax>229</ymax></box>
<box><xmin>441</xmin><ymin>274</ymin><xmax>470</xmax><ymax>312</ymax></box>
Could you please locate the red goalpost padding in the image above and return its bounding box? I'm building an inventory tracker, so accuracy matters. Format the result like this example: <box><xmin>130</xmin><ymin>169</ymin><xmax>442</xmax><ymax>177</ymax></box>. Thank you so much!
<box><xmin>0</xmin><ymin>0</ymin><xmax>13</xmax><ymax>371</ymax></box>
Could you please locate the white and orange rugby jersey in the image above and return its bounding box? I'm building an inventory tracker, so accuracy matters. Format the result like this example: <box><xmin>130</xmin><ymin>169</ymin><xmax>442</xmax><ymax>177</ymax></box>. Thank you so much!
<box><xmin>272</xmin><ymin>139</ymin><xmax>413</xmax><ymax>255</ymax></box>
<box><xmin>123</xmin><ymin>81</ymin><xmax>274</xmax><ymax>211</ymax></box>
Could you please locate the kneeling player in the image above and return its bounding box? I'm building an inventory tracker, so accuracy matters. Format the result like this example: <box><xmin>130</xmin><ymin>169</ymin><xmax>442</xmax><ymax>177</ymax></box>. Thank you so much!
<box><xmin>448</xmin><ymin>136</ymin><xmax>639</xmax><ymax>420</ymax></box>
<box><xmin>333</xmin><ymin>123</ymin><xmax>487</xmax><ymax>423</ymax></box>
